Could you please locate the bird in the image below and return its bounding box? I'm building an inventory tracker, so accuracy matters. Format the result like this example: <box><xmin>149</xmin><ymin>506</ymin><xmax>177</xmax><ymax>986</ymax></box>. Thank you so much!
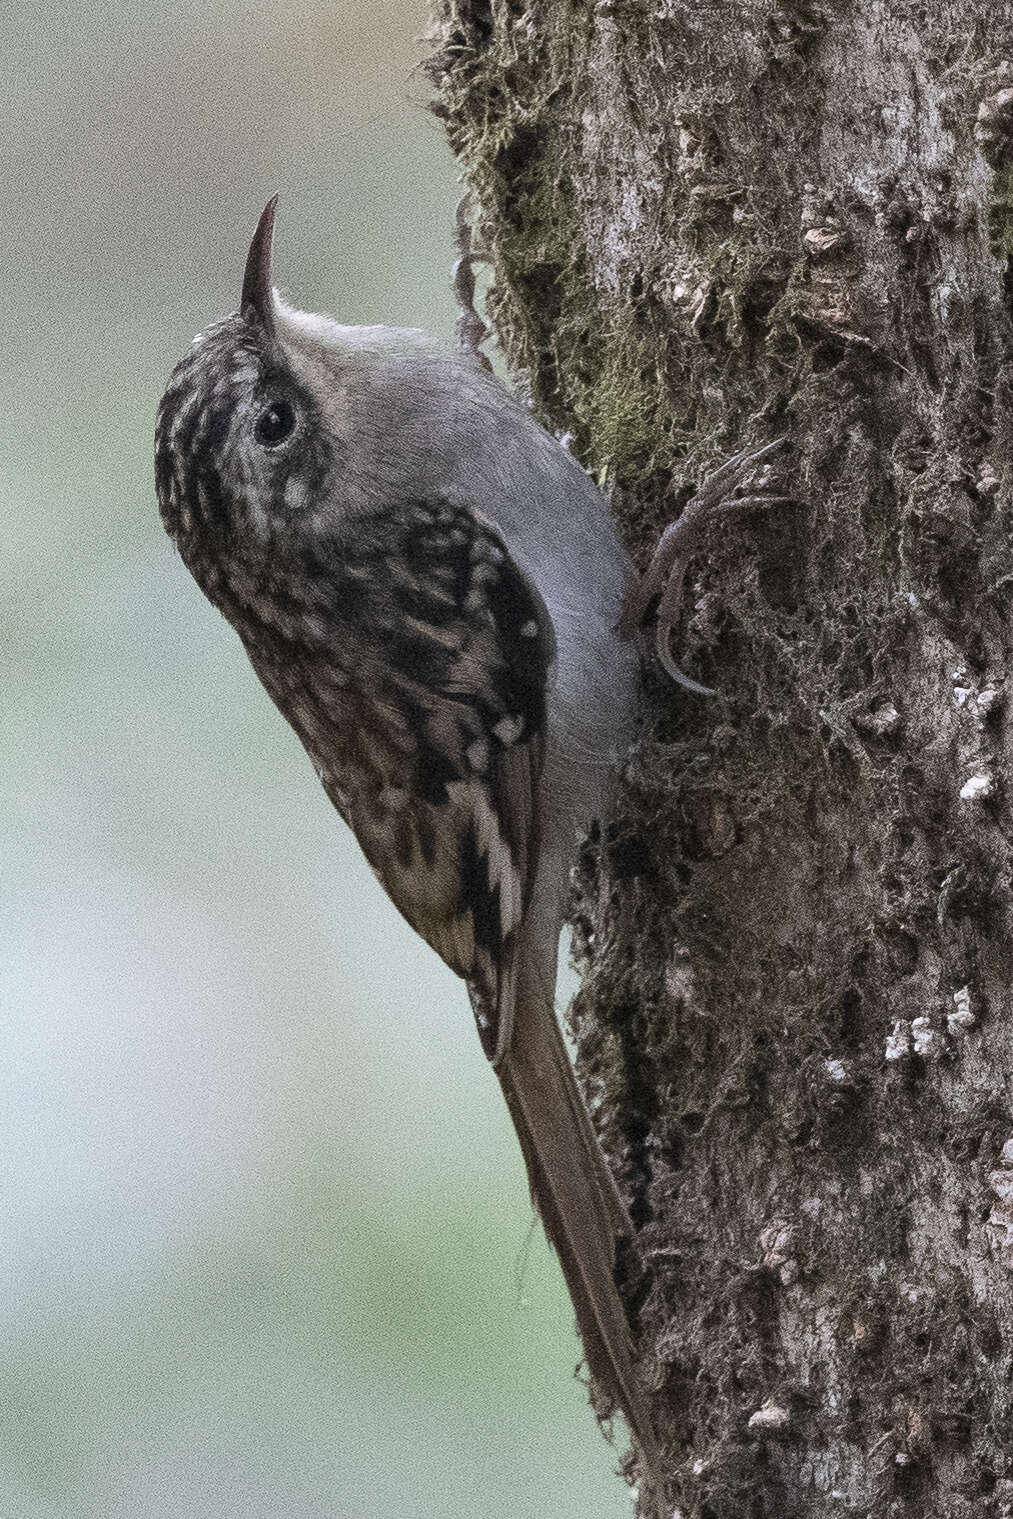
<box><xmin>155</xmin><ymin>197</ymin><xmax>782</xmax><ymax>1481</ymax></box>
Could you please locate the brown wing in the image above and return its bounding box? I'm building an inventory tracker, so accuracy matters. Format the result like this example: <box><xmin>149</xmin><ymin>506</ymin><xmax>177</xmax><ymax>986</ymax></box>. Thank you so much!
<box><xmin>322</xmin><ymin>499</ymin><xmax>555</xmax><ymax>1066</ymax></box>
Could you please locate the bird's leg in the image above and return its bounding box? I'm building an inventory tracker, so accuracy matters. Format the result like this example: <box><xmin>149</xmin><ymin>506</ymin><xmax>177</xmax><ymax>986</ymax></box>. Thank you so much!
<box><xmin>453</xmin><ymin>194</ymin><xmax>492</xmax><ymax>367</ymax></box>
<box><xmin>619</xmin><ymin>438</ymin><xmax>790</xmax><ymax>693</ymax></box>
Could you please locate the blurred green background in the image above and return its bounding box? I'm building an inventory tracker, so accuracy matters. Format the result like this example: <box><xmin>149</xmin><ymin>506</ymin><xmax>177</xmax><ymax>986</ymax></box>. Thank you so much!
<box><xmin>2</xmin><ymin>1</ymin><xmax>632</xmax><ymax>1515</ymax></box>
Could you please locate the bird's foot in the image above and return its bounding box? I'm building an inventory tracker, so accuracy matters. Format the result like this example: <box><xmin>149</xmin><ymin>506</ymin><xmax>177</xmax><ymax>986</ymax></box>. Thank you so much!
<box><xmin>453</xmin><ymin>194</ymin><xmax>492</xmax><ymax>368</ymax></box>
<box><xmin>619</xmin><ymin>438</ymin><xmax>790</xmax><ymax>693</ymax></box>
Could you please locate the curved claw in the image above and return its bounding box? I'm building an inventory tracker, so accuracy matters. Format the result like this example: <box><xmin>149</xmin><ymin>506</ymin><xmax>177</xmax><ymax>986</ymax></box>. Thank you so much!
<box><xmin>655</xmin><ymin>621</ymin><xmax>716</xmax><ymax>695</ymax></box>
<box><xmin>619</xmin><ymin>435</ymin><xmax>791</xmax><ymax>693</ymax></box>
<box><xmin>453</xmin><ymin>193</ymin><xmax>492</xmax><ymax>362</ymax></box>
<box><xmin>691</xmin><ymin>436</ymin><xmax>786</xmax><ymax>508</ymax></box>
<box><xmin>618</xmin><ymin>520</ymin><xmax>683</xmax><ymax>638</ymax></box>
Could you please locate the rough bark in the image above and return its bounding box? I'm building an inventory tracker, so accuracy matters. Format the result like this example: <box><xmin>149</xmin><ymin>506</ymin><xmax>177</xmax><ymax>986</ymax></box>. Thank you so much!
<box><xmin>427</xmin><ymin>4</ymin><xmax>1013</xmax><ymax>1515</ymax></box>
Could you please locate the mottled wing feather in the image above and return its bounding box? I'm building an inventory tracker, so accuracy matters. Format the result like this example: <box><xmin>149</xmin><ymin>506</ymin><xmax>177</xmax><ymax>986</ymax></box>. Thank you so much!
<box><xmin>329</xmin><ymin>500</ymin><xmax>554</xmax><ymax>1065</ymax></box>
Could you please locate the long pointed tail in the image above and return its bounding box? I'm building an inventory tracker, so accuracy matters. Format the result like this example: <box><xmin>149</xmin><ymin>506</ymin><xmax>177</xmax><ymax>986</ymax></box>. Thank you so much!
<box><xmin>497</xmin><ymin>949</ymin><xmax>661</xmax><ymax>1475</ymax></box>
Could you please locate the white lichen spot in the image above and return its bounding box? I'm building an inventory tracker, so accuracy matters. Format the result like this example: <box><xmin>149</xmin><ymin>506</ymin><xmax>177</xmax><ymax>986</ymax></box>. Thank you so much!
<box><xmin>665</xmin><ymin>945</ymin><xmax>697</xmax><ymax>1007</ymax></box>
<box><xmin>854</xmin><ymin>704</ymin><xmax>900</xmax><ymax>738</ymax></box>
<box><xmin>803</xmin><ymin>222</ymin><xmax>848</xmax><ymax>255</ymax></box>
<box><xmin>975</xmin><ymin>84</ymin><xmax>1013</xmax><ymax>152</ymax></box>
<box><xmin>885</xmin><ymin>1021</ymin><xmax>912</xmax><ymax>1062</ymax></box>
<box><xmin>748</xmin><ymin>1401</ymin><xmax>790</xmax><ymax>1433</ymax></box>
<box><xmin>988</xmin><ymin>1220</ymin><xmax>1013</xmax><ymax>1269</ymax></box>
<box><xmin>824</xmin><ymin>1058</ymin><xmax>849</xmax><ymax>1084</ymax></box>
<box><xmin>935</xmin><ymin>279</ymin><xmax>956</xmax><ymax>317</ymax></box>
<box><xmin>760</xmin><ymin>1220</ymin><xmax>798</xmax><ymax>1286</ymax></box>
<box><xmin>1000</xmin><ymin>1137</ymin><xmax>1013</xmax><ymax>1169</ymax></box>
<box><xmin>911</xmin><ymin>1017</ymin><xmax>936</xmax><ymax>1058</ymax></box>
<box><xmin>947</xmin><ymin>985</ymin><xmax>975</xmax><ymax>1035</ymax></box>
<box><xmin>959</xmin><ymin>773</ymin><xmax>993</xmax><ymax>801</ymax></box>
<box><xmin>987</xmin><ymin>1165</ymin><xmax>1013</xmax><ymax>1269</ymax></box>
<box><xmin>977</xmin><ymin>687</ymin><xmax>1001</xmax><ymax>714</ymax></box>
<box><xmin>953</xmin><ymin>686</ymin><xmax>971</xmax><ymax>708</ymax></box>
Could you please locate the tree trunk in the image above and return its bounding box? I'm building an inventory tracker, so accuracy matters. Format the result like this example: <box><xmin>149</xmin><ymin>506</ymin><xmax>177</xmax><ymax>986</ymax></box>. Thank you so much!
<box><xmin>428</xmin><ymin>4</ymin><xmax>1013</xmax><ymax>1515</ymax></box>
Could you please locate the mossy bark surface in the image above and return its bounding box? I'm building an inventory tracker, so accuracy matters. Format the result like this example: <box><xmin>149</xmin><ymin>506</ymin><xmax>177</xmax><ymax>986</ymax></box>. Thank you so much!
<box><xmin>429</xmin><ymin>5</ymin><xmax>1013</xmax><ymax>1514</ymax></box>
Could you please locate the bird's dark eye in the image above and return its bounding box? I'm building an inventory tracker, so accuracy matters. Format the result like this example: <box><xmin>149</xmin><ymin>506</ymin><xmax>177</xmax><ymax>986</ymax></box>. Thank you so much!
<box><xmin>254</xmin><ymin>399</ymin><xmax>296</xmax><ymax>447</ymax></box>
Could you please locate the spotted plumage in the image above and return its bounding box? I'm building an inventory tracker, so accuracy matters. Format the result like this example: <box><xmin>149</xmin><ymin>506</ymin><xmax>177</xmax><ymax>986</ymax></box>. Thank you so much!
<box><xmin>157</xmin><ymin>318</ymin><xmax>554</xmax><ymax>1064</ymax></box>
<box><xmin>154</xmin><ymin>201</ymin><xmax>662</xmax><ymax>1476</ymax></box>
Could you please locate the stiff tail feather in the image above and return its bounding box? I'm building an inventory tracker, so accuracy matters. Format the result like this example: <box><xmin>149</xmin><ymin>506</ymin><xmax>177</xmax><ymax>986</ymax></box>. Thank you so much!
<box><xmin>497</xmin><ymin>949</ymin><xmax>661</xmax><ymax>1476</ymax></box>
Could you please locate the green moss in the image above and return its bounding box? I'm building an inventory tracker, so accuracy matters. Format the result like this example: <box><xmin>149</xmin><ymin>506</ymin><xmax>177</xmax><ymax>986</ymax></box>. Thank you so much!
<box><xmin>430</xmin><ymin>1</ymin><xmax>684</xmax><ymax>485</ymax></box>
<box><xmin>582</xmin><ymin>362</ymin><xmax>669</xmax><ymax>473</ymax></box>
<box><xmin>988</xmin><ymin>160</ymin><xmax>1013</xmax><ymax>259</ymax></box>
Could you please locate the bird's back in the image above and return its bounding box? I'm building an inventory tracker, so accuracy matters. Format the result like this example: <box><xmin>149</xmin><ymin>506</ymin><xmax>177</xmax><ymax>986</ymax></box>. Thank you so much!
<box><xmin>280</xmin><ymin>312</ymin><xmax>639</xmax><ymax>853</ymax></box>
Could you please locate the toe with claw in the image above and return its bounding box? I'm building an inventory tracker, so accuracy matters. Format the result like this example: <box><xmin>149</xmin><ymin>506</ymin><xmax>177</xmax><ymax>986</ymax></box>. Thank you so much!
<box><xmin>619</xmin><ymin>439</ymin><xmax>791</xmax><ymax>694</ymax></box>
<box><xmin>453</xmin><ymin>194</ymin><xmax>492</xmax><ymax>367</ymax></box>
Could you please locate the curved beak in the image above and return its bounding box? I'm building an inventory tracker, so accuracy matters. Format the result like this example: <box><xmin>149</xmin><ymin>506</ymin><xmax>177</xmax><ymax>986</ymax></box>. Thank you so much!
<box><xmin>241</xmin><ymin>196</ymin><xmax>278</xmax><ymax>335</ymax></box>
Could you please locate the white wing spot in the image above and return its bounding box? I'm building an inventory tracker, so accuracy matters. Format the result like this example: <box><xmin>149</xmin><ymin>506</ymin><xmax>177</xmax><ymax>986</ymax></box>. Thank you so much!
<box><xmin>456</xmin><ymin>782</ymin><xmax>521</xmax><ymax>934</ymax></box>
<box><xmin>466</xmin><ymin>737</ymin><xmax>490</xmax><ymax>773</ymax></box>
<box><xmin>493</xmin><ymin>714</ymin><xmax>524</xmax><ymax>746</ymax></box>
<box><xmin>520</xmin><ymin>620</ymin><xmax>539</xmax><ymax>638</ymax></box>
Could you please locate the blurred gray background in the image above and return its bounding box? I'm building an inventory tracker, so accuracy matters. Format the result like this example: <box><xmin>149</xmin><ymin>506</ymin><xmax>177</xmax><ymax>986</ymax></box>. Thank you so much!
<box><xmin>2</xmin><ymin>1</ymin><xmax>630</xmax><ymax>1515</ymax></box>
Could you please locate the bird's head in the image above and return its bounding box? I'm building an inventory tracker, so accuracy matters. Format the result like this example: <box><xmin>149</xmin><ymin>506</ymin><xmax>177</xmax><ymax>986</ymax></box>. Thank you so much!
<box><xmin>154</xmin><ymin>198</ymin><xmax>370</xmax><ymax>611</ymax></box>
<box><xmin>155</xmin><ymin>198</ymin><xmax>508</xmax><ymax>663</ymax></box>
